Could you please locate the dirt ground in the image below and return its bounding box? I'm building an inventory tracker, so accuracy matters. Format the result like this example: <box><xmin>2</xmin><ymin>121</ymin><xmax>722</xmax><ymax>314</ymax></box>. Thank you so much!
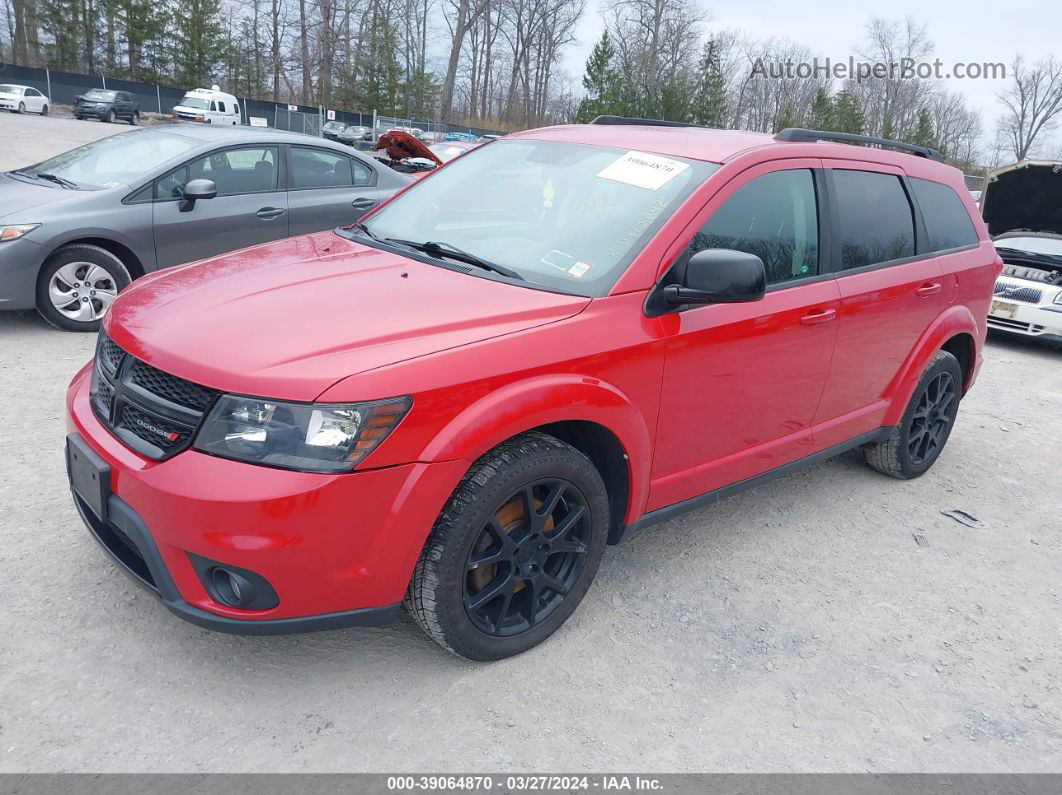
<box><xmin>1</xmin><ymin>114</ymin><xmax>1061</xmax><ymax>773</ymax></box>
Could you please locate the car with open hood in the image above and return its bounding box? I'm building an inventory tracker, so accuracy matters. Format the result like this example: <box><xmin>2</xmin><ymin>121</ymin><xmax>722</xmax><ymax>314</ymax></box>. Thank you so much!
<box><xmin>981</xmin><ymin>160</ymin><xmax>1062</xmax><ymax>346</ymax></box>
<box><xmin>0</xmin><ymin>125</ymin><xmax>411</xmax><ymax>330</ymax></box>
<box><xmin>65</xmin><ymin>120</ymin><xmax>997</xmax><ymax>660</ymax></box>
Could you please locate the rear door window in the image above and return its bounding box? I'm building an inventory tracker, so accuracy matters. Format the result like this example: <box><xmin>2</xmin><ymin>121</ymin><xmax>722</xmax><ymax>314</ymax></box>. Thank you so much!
<box><xmin>910</xmin><ymin>178</ymin><xmax>979</xmax><ymax>252</ymax></box>
<box><xmin>833</xmin><ymin>170</ymin><xmax>916</xmax><ymax>269</ymax></box>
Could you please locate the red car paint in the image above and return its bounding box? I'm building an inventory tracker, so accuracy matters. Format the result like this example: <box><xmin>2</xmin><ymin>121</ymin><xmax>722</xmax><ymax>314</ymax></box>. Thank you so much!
<box><xmin>66</xmin><ymin>122</ymin><xmax>998</xmax><ymax>630</ymax></box>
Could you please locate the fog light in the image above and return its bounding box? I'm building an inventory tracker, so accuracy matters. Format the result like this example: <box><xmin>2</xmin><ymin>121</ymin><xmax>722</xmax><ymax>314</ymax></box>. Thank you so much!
<box><xmin>211</xmin><ymin>567</ymin><xmax>255</xmax><ymax>607</ymax></box>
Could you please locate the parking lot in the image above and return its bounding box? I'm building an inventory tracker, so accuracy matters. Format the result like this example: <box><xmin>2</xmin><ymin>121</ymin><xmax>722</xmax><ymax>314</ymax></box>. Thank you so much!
<box><xmin>1</xmin><ymin>113</ymin><xmax>1061</xmax><ymax>773</ymax></box>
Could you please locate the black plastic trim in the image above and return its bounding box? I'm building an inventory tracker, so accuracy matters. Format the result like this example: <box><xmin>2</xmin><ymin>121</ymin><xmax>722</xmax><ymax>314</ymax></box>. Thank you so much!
<box><xmin>74</xmin><ymin>489</ymin><xmax>400</xmax><ymax>635</ymax></box>
<box><xmin>614</xmin><ymin>428</ymin><xmax>892</xmax><ymax>542</ymax></box>
<box><xmin>774</xmin><ymin>128</ymin><xmax>944</xmax><ymax>161</ymax></box>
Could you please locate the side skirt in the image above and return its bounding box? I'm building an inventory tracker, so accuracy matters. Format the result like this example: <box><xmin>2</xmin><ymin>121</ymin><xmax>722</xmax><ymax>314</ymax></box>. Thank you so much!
<box><xmin>615</xmin><ymin>427</ymin><xmax>892</xmax><ymax>543</ymax></box>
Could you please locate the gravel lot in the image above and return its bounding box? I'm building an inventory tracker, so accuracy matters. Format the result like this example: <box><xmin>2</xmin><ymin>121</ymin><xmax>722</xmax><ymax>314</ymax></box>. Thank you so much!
<box><xmin>1</xmin><ymin>114</ymin><xmax>1061</xmax><ymax>773</ymax></box>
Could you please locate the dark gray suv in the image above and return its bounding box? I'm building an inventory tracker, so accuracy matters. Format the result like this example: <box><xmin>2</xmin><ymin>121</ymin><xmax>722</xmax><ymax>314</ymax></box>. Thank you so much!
<box><xmin>0</xmin><ymin>124</ymin><xmax>411</xmax><ymax>330</ymax></box>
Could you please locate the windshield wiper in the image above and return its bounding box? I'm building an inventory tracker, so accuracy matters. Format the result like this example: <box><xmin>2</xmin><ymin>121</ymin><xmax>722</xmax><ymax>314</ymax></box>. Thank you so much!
<box><xmin>386</xmin><ymin>238</ymin><xmax>524</xmax><ymax>280</ymax></box>
<box><xmin>349</xmin><ymin>220</ymin><xmax>381</xmax><ymax>241</ymax></box>
<box><xmin>33</xmin><ymin>172</ymin><xmax>78</xmax><ymax>189</ymax></box>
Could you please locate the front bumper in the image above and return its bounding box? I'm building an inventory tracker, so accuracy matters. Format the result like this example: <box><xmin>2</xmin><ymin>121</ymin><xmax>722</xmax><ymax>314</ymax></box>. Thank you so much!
<box><xmin>66</xmin><ymin>365</ymin><xmax>468</xmax><ymax>633</ymax></box>
<box><xmin>987</xmin><ymin>299</ymin><xmax>1062</xmax><ymax>340</ymax></box>
<box><xmin>75</xmin><ymin>105</ymin><xmax>110</xmax><ymax>118</ymax></box>
<box><xmin>0</xmin><ymin>234</ymin><xmax>48</xmax><ymax>311</ymax></box>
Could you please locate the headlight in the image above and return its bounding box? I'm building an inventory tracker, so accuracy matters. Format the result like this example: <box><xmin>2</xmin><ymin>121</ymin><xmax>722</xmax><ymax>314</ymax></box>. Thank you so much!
<box><xmin>0</xmin><ymin>224</ymin><xmax>40</xmax><ymax>242</ymax></box>
<box><xmin>194</xmin><ymin>395</ymin><xmax>411</xmax><ymax>473</ymax></box>
<box><xmin>1054</xmin><ymin>290</ymin><xmax>1062</xmax><ymax>305</ymax></box>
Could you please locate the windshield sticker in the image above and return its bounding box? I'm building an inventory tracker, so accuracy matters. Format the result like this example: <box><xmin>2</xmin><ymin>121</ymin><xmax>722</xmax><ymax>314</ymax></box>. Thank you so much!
<box><xmin>568</xmin><ymin>261</ymin><xmax>592</xmax><ymax>279</ymax></box>
<box><xmin>597</xmin><ymin>150</ymin><xmax>690</xmax><ymax>191</ymax></box>
<box><xmin>541</xmin><ymin>249</ymin><xmax>574</xmax><ymax>272</ymax></box>
<box><xmin>542</xmin><ymin>177</ymin><xmax>555</xmax><ymax>208</ymax></box>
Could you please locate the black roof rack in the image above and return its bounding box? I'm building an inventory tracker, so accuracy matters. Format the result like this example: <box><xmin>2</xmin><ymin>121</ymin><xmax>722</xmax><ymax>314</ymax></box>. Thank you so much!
<box><xmin>774</xmin><ymin>128</ymin><xmax>944</xmax><ymax>161</ymax></box>
<box><xmin>590</xmin><ymin>115</ymin><xmax>710</xmax><ymax>129</ymax></box>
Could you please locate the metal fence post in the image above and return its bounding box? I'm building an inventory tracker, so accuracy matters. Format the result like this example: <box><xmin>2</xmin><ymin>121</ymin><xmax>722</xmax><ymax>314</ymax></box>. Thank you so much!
<box><xmin>45</xmin><ymin>68</ymin><xmax>52</xmax><ymax>102</ymax></box>
<box><xmin>101</xmin><ymin>73</ymin><xmax>106</xmax><ymax>89</ymax></box>
<box><xmin>156</xmin><ymin>84</ymin><xmax>162</xmax><ymax>114</ymax></box>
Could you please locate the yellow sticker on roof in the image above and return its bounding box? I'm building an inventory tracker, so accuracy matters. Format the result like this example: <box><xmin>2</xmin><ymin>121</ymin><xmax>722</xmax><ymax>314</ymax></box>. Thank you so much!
<box><xmin>596</xmin><ymin>150</ymin><xmax>689</xmax><ymax>190</ymax></box>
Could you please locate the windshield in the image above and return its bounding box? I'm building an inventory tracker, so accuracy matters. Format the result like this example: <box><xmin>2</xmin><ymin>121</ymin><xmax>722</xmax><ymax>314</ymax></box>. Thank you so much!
<box><xmin>323</xmin><ymin>121</ymin><xmax>347</xmax><ymax>132</ymax></box>
<box><xmin>0</xmin><ymin>84</ymin><xmax>23</xmax><ymax>94</ymax></box>
<box><xmin>19</xmin><ymin>130</ymin><xmax>198</xmax><ymax>190</ymax></box>
<box><xmin>178</xmin><ymin>95</ymin><xmax>210</xmax><ymax>110</ymax></box>
<box><xmin>995</xmin><ymin>236</ymin><xmax>1062</xmax><ymax>257</ymax></box>
<box><xmin>363</xmin><ymin>140</ymin><xmax>713</xmax><ymax>296</ymax></box>
<box><xmin>83</xmin><ymin>89</ymin><xmax>116</xmax><ymax>101</ymax></box>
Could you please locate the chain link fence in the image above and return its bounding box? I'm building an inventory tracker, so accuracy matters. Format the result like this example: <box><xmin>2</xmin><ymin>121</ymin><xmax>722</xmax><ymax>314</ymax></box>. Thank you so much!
<box><xmin>0</xmin><ymin>62</ymin><xmax>505</xmax><ymax>138</ymax></box>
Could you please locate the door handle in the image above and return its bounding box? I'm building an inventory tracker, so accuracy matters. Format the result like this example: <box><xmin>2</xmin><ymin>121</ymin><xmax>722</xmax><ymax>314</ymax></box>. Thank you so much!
<box><xmin>916</xmin><ymin>282</ymin><xmax>942</xmax><ymax>297</ymax></box>
<box><xmin>800</xmin><ymin>308</ymin><xmax>837</xmax><ymax>326</ymax></box>
<box><xmin>256</xmin><ymin>207</ymin><xmax>285</xmax><ymax>220</ymax></box>
<box><xmin>351</xmin><ymin>198</ymin><xmax>376</xmax><ymax>210</ymax></box>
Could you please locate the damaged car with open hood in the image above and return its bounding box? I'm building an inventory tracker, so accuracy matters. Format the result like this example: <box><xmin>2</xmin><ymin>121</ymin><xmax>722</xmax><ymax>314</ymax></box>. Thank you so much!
<box><xmin>982</xmin><ymin>160</ymin><xmax>1062</xmax><ymax>346</ymax></box>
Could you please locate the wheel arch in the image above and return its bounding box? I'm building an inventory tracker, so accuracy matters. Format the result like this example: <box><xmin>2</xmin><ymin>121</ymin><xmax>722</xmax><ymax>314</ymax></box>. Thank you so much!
<box><xmin>882</xmin><ymin>305</ymin><xmax>980</xmax><ymax>427</ymax></box>
<box><xmin>49</xmin><ymin>237</ymin><xmax>145</xmax><ymax>280</ymax></box>
<box><xmin>419</xmin><ymin>375</ymin><xmax>652</xmax><ymax>538</ymax></box>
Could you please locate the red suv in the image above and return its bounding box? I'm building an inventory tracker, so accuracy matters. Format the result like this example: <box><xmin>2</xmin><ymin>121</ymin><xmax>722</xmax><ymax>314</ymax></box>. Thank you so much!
<box><xmin>65</xmin><ymin>119</ymin><xmax>999</xmax><ymax>660</ymax></box>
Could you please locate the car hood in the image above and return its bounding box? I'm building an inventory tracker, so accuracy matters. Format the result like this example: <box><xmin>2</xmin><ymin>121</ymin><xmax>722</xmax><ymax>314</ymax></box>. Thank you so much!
<box><xmin>0</xmin><ymin>174</ymin><xmax>78</xmax><ymax>219</ymax></box>
<box><xmin>982</xmin><ymin>160</ymin><xmax>1062</xmax><ymax>239</ymax></box>
<box><xmin>105</xmin><ymin>231</ymin><xmax>590</xmax><ymax>402</ymax></box>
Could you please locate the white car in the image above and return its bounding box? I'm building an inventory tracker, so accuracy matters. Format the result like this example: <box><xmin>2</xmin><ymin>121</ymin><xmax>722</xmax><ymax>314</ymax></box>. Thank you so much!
<box><xmin>0</xmin><ymin>84</ymin><xmax>50</xmax><ymax>115</ymax></box>
<box><xmin>982</xmin><ymin>161</ymin><xmax>1062</xmax><ymax>346</ymax></box>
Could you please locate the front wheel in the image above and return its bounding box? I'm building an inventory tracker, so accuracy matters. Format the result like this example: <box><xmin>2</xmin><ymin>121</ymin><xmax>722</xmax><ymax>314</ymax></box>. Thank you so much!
<box><xmin>36</xmin><ymin>244</ymin><xmax>131</xmax><ymax>332</ymax></box>
<box><xmin>17</xmin><ymin>102</ymin><xmax>25</xmax><ymax>114</ymax></box>
<box><xmin>864</xmin><ymin>350</ymin><xmax>963</xmax><ymax>479</ymax></box>
<box><xmin>406</xmin><ymin>432</ymin><xmax>609</xmax><ymax>661</ymax></box>
<box><xmin>104</xmin><ymin>109</ymin><xmax>115</xmax><ymax>123</ymax></box>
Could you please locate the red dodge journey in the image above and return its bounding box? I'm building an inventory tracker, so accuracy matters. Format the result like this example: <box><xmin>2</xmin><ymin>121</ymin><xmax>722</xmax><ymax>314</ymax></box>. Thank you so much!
<box><xmin>66</xmin><ymin>117</ymin><xmax>999</xmax><ymax>660</ymax></box>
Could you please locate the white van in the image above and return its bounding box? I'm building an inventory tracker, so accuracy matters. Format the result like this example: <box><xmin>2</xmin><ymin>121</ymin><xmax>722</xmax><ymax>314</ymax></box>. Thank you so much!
<box><xmin>171</xmin><ymin>85</ymin><xmax>241</xmax><ymax>125</ymax></box>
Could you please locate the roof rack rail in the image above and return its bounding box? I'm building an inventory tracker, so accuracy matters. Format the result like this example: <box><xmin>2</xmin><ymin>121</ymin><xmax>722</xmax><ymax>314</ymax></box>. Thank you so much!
<box><xmin>774</xmin><ymin>128</ymin><xmax>944</xmax><ymax>161</ymax></box>
<box><xmin>590</xmin><ymin>115</ymin><xmax>710</xmax><ymax>129</ymax></box>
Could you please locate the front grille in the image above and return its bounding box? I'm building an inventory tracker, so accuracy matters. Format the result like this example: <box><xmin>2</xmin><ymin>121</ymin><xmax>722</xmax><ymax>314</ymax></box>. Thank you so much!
<box><xmin>129</xmin><ymin>359</ymin><xmax>216</xmax><ymax>411</ymax></box>
<box><xmin>993</xmin><ymin>281</ymin><xmax>1043</xmax><ymax>304</ymax></box>
<box><xmin>90</xmin><ymin>330</ymin><xmax>219</xmax><ymax>460</ymax></box>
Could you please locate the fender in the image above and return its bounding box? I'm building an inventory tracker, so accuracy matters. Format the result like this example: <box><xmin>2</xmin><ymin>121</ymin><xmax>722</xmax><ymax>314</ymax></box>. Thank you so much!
<box><xmin>420</xmin><ymin>374</ymin><xmax>653</xmax><ymax>525</ymax></box>
<box><xmin>882</xmin><ymin>303</ymin><xmax>980</xmax><ymax>427</ymax></box>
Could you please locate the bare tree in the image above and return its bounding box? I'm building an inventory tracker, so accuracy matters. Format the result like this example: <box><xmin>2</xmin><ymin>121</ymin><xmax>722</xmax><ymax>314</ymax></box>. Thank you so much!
<box><xmin>998</xmin><ymin>54</ymin><xmax>1062</xmax><ymax>161</ymax></box>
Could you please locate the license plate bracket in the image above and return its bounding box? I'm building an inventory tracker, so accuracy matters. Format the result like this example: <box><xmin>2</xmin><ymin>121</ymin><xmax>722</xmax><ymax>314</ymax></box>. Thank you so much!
<box><xmin>991</xmin><ymin>298</ymin><xmax>1019</xmax><ymax>319</ymax></box>
<box><xmin>67</xmin><ymin>434</ymin><xmax>110</xmax><ymax>521</ymax></box>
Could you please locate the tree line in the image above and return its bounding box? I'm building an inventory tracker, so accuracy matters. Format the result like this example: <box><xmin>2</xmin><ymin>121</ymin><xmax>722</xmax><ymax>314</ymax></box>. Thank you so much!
<box><xmin>3</xmin><ymin>0</ymin><xmax>1062</xmax><ymax>164</ymax></box>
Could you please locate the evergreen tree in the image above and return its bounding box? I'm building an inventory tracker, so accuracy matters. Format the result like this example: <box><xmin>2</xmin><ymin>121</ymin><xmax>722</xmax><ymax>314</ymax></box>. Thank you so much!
<box><xmin>359</xmin><ymin>7</ymin><xmax>402</xmax><ymax>115</ymax></box>
<box><xmin>810</xmin><ymin>87</ymin><xmax>833</xmax><ymax>130</ymax></box>
<box><xmin>881</xmin><ymin>117</ymin><xmax>895</xmax><ymax>140</ymax></box>
<box><xmin>173</xmin><ymin>0</ymin><xmax>225</xmax><ymax>86</ymax></box>
<box><xmin>832</xmin><ymin>89</ymin><xmax>864</xmax><ymax>134</ymax></box>
<box><xmin>909</xmin><ymin>107</ymin><xmax>939</xmax><ymax>151</ymax></box>
<box><xmin>575</xmin><ymin>31</ymin><xmax>622</xmax><ymax>122</ymax></box>
<box><xmin>690</xmin><ymin>37</ymin><xmax>727</xmax><ymax>127</ymax></box>
<box><xmin>774</xmin><ymin>103</ymin><xmax>796</xmax><ymax>133</ymax></box>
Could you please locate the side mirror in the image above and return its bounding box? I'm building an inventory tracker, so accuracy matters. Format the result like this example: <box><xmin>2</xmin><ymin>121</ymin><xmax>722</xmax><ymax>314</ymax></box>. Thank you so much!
<box><xmin>662</xmin><ymin>248</ymin><xmax>766</xmax><ymax>306</ymax></box>
<box><xmin>179</xmin><ymin>179</ymin><xmax>217</xmax><ymax>212</ymax></box>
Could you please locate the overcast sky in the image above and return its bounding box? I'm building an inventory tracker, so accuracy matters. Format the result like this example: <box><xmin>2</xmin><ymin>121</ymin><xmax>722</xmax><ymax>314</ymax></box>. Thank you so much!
<box><xmin>561</xmin><ymin>0</ymin><xmax>1059</xmax><ymax>143</ymax></box>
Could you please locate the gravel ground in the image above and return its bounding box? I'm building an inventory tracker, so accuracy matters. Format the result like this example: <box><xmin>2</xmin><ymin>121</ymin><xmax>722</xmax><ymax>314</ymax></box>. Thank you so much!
<box><xmin>1</xmin><ymin>115</ymin><xmax>1061</xmax><ymax>774</ymax></box>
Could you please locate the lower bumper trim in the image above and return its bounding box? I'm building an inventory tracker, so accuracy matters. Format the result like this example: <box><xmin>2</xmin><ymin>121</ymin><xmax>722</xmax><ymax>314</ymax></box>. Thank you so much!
<box><xmin>73</xmin><ymin>488</ymin><xmax>401</xmax><ymax>636</ymax></box>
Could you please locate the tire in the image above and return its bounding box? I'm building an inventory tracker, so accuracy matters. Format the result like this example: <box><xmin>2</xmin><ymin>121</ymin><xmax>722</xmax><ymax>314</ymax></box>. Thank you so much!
<box><xmin>105</xmin><ymin>109</ymin><xmax>115</xmax><ymax>123</ymax></box>
<box><xmin>40</xmin><ymin>104</ymin><xmax>48</xmax><ymax>116</ymax></box>
<box><xmin>17</xmin><ymin>102</ymin><xmax>25</xmax><ymax>114</ymax></box>
<box><xmin>863</xmin><ymin>350</ymin><xmax>963</xmax><ymax>479</ymax></box>
<box><xmin>405</xmin><ymin>432</ymin><xmax>609</xmax><ymax>661</ymax></box>
<box><xmin>36</xmin><ymin>244</ymin><xmax>132</xmax><ymax>332</ymax></box>
<box><xmin>129</xmin><ymin>111</ymin><xmax>139</xmax><ymax>126</ymax></box>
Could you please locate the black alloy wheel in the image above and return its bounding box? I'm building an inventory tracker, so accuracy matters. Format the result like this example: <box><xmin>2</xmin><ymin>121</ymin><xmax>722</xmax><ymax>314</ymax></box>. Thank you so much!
<box><xmin>906</xmin><ymin>370</ymin><xmax>957</xmax><ymax>466</ymax></box>
<box><xmin>464</xmin><ymin>479</ymin><xmax>591</xmax><ymax>637</ymax></box>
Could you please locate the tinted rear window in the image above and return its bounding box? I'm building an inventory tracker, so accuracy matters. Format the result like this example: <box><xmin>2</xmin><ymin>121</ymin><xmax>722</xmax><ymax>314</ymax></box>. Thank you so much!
<box><xmin>833</xmin><ymin>170</ymin><xmax>915</xmax><ymax>269</ymax></box>
<box><xmin>911</xmin><ymin>178</ymin><xmax>979</xmax><ymax>251</ymax></box>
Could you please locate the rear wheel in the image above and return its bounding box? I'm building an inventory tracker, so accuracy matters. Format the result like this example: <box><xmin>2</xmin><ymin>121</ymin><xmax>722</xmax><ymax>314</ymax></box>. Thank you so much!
<box><xmin>129</xmin><ymin>111</ymin><xmax>139</xmax><ymax>126</ymax></box>
<box><xmin>405</xmin><ymin>432</ymin><xmax>609</xmax><ymax>660</ymax></box>
<box><xmin>40</xmin><ymin>104</ymin><xmax>48</xmax><ymax>116</ymax></box>
<box><xmin>864</xmin><ymin>350</ymin><xmax>962</xmax><ymax>479</ymax></box>
<box><xmin>36</xmin><ymin>244</ymin><xmax>131</xmax><ymax>332</ymax></box>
